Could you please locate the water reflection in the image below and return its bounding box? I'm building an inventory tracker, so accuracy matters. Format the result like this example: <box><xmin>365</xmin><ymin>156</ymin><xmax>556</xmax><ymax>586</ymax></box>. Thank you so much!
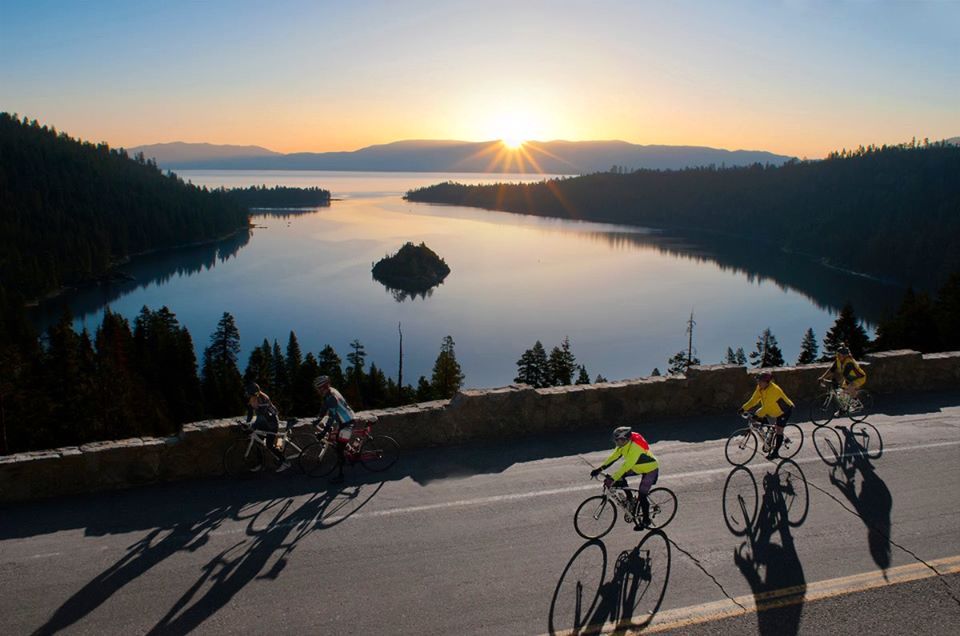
<box><xmin>29</xmin><ymin>229</ymin><xmax>251</xmax><ymax>332</ymax></box>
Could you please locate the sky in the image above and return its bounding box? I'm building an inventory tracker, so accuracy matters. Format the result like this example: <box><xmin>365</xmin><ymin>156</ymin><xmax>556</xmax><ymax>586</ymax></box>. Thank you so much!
<box><xmin>1</xmin><ymin>0</ymin><xmax>958</xmax><ymax>158</ymax></box>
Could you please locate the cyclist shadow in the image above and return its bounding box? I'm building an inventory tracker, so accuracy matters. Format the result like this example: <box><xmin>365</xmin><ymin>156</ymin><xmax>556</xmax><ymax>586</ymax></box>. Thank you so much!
<box><xmin>145</xmin><ymin>481</ymin><xmax>383</xmax><ymax>634</ymax></box>
<box><xmin>547</xmin><ymin>531</ymin><xmax>672</xmax><ymax>635</ymax></box>
<box><xmin>828</xmin><ymin>424</ymin><xmax>892</xmax><ymax>575</ymax></box>
<box><xmin>725</xmin><ymin>460</ymin><xmax>808</xmax><ymax>636</ymax></box>
<box><xmin>31</xmin><ymin>481</ymin><xmax>382</xmax><ymax>636</ymax></box>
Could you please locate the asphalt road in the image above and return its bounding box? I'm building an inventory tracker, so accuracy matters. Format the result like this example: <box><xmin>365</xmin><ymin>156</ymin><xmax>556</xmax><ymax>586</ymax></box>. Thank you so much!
<box><xmin>2</xmin><ymin>391</ymin><xmax>959</xmax><ymax>635</ymax></box>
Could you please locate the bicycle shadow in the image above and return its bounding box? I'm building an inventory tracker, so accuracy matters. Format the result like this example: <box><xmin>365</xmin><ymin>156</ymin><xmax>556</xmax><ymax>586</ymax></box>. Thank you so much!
<box><xmin>828</xmin><ymin>424</ymin><xmax>892</xmax><ymax>575</ymax></box>
<box><xmin>547</xmin><ymin>531</ymin><xmax>672</xmax><ymax>635</ymax></box>
<box><xmin>30</xmin><ymin>480</ymin><xmax>382</xmax><ymax>636</ymax></box>
<box><xmin>727</xmin><ymin>460</ymin><xmax>808</xmax><ymax>636</ymax></box>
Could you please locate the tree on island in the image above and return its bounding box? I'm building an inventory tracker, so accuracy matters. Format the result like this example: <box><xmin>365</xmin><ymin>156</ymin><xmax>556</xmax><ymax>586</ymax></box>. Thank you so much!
<box><xmin>372</xmin><ymin>242</ymin><xmax>451</xmax><ymax>296</ymax></box>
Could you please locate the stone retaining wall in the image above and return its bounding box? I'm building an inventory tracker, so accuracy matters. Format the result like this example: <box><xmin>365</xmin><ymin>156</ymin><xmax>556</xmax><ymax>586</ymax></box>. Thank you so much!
<box><xmin>2</xmin><ymin>350</ymin><xmax>958</xmax><ymax>503</ymax></box>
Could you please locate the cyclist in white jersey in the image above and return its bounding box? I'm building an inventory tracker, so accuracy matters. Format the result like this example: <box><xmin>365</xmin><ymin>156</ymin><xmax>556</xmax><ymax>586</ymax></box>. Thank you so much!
<box><xmin>313</xmin><ymin>375</ymin><xmax>357</xmax><ymax>483</ymax></box>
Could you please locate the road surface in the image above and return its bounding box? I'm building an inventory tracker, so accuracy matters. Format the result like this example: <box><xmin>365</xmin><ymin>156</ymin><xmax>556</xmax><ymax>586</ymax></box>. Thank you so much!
<box><xmin>2</xmin><ymin>391</ymin><xmax>959</xmax><ymax>635</ymax></box>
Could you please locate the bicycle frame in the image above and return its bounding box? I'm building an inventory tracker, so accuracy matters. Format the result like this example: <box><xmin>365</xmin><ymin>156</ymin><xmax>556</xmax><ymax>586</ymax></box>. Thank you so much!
<box><xmin>312</xmin><ymin>419</ymin><xmax>376</xmax><ymax>463</ymax></box>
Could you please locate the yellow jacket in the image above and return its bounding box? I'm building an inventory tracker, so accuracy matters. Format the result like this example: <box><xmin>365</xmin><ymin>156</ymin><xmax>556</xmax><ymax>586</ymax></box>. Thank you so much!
<box><xmin>741</xmin><ymin>382</ymin><xmax>794</xmax><ymax>418</ymax></box>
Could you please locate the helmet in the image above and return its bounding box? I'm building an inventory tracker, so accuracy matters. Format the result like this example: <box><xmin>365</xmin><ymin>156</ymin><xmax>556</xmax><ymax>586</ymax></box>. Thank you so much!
<box><xmin>757</xmin><ymin>371</ymin><xmax>773</xmax><ymax>382</ymax></box>
<box><xmin>612</xmin><ymin>426</ymin><xmax>632</xmax><ymax>443</ymax></box>
<box><xmin>244</xmin><ymin>381</ymin><xmax>260</xmax><ymax>397</ymax></box>
<box><xmin>313</xmin><ymin>375</ymin><xmax>331</xmax><ymax>391</ymax></box>
<box><xmin>837</xmin><ymin>344</ymin><xmax>851</xmax><ymax>356</ymax></box>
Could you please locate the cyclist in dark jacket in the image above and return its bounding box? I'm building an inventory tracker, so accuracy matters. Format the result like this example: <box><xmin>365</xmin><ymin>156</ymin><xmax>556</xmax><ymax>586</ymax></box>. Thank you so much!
<box><xmin>245</xmin><ymin>381</ymin><xmax>290</xmax><ymax>472</ymax></box>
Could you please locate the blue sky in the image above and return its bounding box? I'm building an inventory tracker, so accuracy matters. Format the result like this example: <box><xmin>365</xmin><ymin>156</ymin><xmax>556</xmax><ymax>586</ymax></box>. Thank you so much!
<box><xmin>1</xmin><ymin>0</ymin><xmax>957</xmax><ymax>156</ymax></box>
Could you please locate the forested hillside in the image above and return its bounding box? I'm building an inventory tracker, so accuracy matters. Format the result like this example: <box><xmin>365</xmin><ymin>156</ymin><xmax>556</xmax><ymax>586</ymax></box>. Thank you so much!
<box><xmin>0</xmin><ymin>112</ymin><xmax>249</xmax><ymax>305</ymax></box>
<box><xmin>406</xmin><ymin>142</ymin><xmax>960</xmax><ymax>290</ymax></box>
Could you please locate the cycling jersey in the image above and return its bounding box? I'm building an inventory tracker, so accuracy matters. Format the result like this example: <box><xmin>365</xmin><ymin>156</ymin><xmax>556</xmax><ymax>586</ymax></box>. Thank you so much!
<box><xmin>603</xmin><ymin>432</ymin><xmax>659</xmax><ymax>480</ymax></box>
<box><xmin>321</xmin><ymin>387</ymin><xmax>355</xmax><ymax>427</ymax></box>
<box><xmin>741</xmin><ymin>381</ymin><xmax>794</xmax><ymax>418</ymax></box>
<box><xmin>835</xmin><ymin>357</ymin><xmax>866</xmax><ymax>387</ymax></box>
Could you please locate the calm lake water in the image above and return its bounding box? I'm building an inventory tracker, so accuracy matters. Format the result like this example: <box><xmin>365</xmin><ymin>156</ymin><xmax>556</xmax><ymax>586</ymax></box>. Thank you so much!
<box><xmin>30</xmin><ymin>170</ymin><xmax>899</xmax><ymax>389</ymax></box>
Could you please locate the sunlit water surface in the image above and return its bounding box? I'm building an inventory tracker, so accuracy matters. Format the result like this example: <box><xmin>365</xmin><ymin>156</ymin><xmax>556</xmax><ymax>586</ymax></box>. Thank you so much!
<box><xmin>30</xmin><ymin>171</ymin><xmax>895</xmax><ymax>389</ymax></box>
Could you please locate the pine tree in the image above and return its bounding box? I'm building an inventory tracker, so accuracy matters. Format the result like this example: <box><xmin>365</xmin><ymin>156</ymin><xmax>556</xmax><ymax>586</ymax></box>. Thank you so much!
<box><xmin>201</xmin><ymin>312</ymin><xmax>244</xmax><ymax>416</ymax></box>
<box><xmin>365</xmin><ymin>362</ymin><xmax>390</xmax><ymax>408</ymax></box>
<box><xmin>431</xmin><ymin>335</ymin><xmax>465</xmax><ymax>398</ymax></box>
<box><xmin>797</xmin><ymin>328</ymin><xmax>819</xmax><ymax>364</ymax></box>
<box><xmin>344</xmin><ymin>339</ymin><xmax>367</xmax><ymax>408</ymax></box>
<box><xmin>271</xmin><ymin>340</ymin><xmax>289</xmax><ymax>411</ymax></box>
<box><xmin>935</xmin><ymin>273</ymin><xmax>960</xmax><ymax>351</ymax></box>
<box><xmin>651</xmin><ymin>368</ymin><xmax>661</xmax><ymax>376</ymax></box>
<box><xmin>575</xmin><ymin>365</ymin><xmax>591</xmax><ymax>384</ymax></box>
<box><xmin>821</xmin><ymin>303</ymin><xmax>870</xmax><ymax>359</ymax></box>
<box><xmin>667</xmin><ymin>350</ymin><xmax>700</xmax><ymax>375</ymax></box>
<box><xmin>317</xmin><ymin>344</ymin><xmax>345</xmax><ymax>388</ymax></box>
<box><xmin>874</xmin><ymin>289</ymin><xmax>940</xmax><ymax>353</ymax></box>
<box><xmin>291</xmin><ymin>352</ymin><xmax>322</xmax><ymax>415</ymax></box>
<box><xmin>734</xmin><ymin>348</ymin><xmax>747</xmax><ymax>366</ymax></box>
<box><xmin>594</xmin><ymin>374</ymin><xmax>608</xmax><ymax>383</ymax></box>
<box><xmin>515</xmin><ymin>341</ymin><xmax>549</xmax><ymax>388</ymax></box>
<box><xmin>749</xmin><ymin>328</ymin><xmax>785</xmax><ymax>368</ymax></box>
<box><xmin>415</xmin><ymin>376</ymin><xmax>434</xmax><ymax>402</ymax></box>
<box><xmin>285</xmin><ymin>331</ymin><xmax>302</xmax><ymax>380</ymax></box>
<box><xmin>243</xmin><ymin>339</ymin><xmax>273</xmax><ymax>389</ymax></box>
<box><xmin>723</xmin><ymin>347</ymin><xmax>738</xmax><ymax>364</ymax></box>
<box><xmin>547</xmin><ymin>336</ymin><xmax>577</xmax><ymax>386</ymax></box>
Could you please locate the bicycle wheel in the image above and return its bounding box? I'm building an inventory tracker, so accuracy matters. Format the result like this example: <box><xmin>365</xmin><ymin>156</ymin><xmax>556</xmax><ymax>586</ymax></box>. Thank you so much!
<box><xmin>282</xmin><ymin>432</ymin><xmax>316</xmax><ymax>471</ymax></box>
<box><xmin>812</xmin><ymin>425</ymin><xmax>844</xmax><ymax>466</ymax></box>
<box><xmin>722</xmin><ymin>467</ymin><xmax>758</xmax><ymax>536</ymax></box>
<box><xmin>224</xmin><ymin>440</ymin><xmax>264</xmax><ymax>477</ymax></box>
<box><xmin>809</xmin><ymin>392</ymin><xmax>837</xmax><ymax>427</ymax></box>
<box><xmin>358</xmin><ymin>435</ymin><xmax>400</xmax><ymax>472</ymax></box>
<box><xmin>725</xmin><ymin>428</ymin><xmax>757</xmax><ymax>466</ymax></box>
<box><xmin>778</xmin><ymin>424</ymin><xmax>803</xmax><ymax>460</ymax></box>
<box><xmin>299</xmin><ymin>441</ymin><xmax>339</xmax><ymax>477</ymax></box>
<box><xmin>646</xmin><ymin>487</ymin><xmax>678</xmax><ymax>529</ymax></box>
<box><xmin>775</xmin><ymin>459</ymin><xmax>809</xmax><ymax>527</ymax></box>
<box><xmin>850</xmin><ymin>421</ymin><xmax>883</xmax><ymax>460</ymax></box>
<box><xmin>847</xmin><ymin>390</ymin><xmax>874</xmax><ymax>423</ymax></box>
<box><xmin>574</xmin><ymin>495</ymin><xmax>617</xmax><ymax>540</ymax></box>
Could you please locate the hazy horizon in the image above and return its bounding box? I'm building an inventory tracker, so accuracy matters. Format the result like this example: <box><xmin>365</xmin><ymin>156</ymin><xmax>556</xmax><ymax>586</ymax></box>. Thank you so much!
<box><xmin>3</xmin><ymin>1</ymin><xmax>958</xmax><ymax>159</ymax></box>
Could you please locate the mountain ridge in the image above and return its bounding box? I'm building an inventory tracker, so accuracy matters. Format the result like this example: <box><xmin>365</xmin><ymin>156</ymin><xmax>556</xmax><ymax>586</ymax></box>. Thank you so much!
<box><xmin>130</xmin><ymin>139</ymin><xmax>796</xmax><ymax>173</ymax></box>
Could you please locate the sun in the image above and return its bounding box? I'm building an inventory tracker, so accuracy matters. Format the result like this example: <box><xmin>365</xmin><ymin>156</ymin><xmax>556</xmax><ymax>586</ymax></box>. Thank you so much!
<box><xmin>502</xmin><ymin>136</ymin><xmax>526</xmax><ymax>150</ymax></box>
<box><xmin>488</xmin><ymin>110</ymin><xmax>536</xmax><ymax>150</ymax></box>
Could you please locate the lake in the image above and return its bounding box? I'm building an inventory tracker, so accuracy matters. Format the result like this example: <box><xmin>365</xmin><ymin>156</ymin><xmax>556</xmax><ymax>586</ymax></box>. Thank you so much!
<box><xmin>29</xmin><ymin>170</ymin><xmax>900</xmax><ymax>389</ymax></box>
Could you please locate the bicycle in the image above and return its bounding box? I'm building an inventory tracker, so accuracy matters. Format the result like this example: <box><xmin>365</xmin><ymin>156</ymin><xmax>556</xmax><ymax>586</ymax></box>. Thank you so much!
<box><xmin>724</xmin><ymin>412</ymin><xmax>803</xmax><ymax>466</ymax></box>
<box><xmin>573</xmin><ymin>474</ymin><xmax>678</xmax><ymax>539</ymax></box>
<box><xmin>809</xmin><ymin>381</ymin><xmax>874</xmax><ymax>427</ymax></box>
<box><xmin>299</xmin><ymin>417</ymin><xmax>400</xmax><ymax>477</ymax></box>
<box><xmin>223</xmin><ymin>420</ymin><xmax>316</xmax><ymax>477</ymax></box>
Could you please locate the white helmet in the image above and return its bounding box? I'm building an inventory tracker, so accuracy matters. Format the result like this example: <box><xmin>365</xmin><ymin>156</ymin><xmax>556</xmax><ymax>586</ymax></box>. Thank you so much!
<box><xmin>612</xmin><ymin>426</ymin><xmax>632</xmax><ymax>443</ymax></box>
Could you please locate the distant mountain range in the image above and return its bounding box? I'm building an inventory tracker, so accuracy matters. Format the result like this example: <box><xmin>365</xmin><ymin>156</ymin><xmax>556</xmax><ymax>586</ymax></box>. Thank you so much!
<box><xmin>129</xmin><ymin>139</ymin><xmax>796</xmax><ymax>173</ymax></box>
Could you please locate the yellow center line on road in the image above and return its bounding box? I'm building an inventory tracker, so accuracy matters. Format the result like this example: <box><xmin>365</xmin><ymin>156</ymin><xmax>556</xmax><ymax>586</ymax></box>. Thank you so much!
<box><xmin>547</xmin><ymin>555</ymin><xmax>960</xmax><ymax>635</ymax></box>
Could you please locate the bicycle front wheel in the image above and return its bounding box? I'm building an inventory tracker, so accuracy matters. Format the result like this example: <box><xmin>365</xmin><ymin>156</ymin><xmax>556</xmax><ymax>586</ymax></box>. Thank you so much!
<box><xmin>299</xmin><ymin>442</ymin><xmax>339</xmax><ymax>477</ymax></box>
<box><xmin>359</xmin><ymin>435</ymin><xmax>399</xmax><ymax>472</ymax></box>
<box><xmin>646</xmin><ymin>487</ymin><xmax>678</xmax><ymax>529</ymax></box>
<box><xmin>809</xmin><ymin>392</ymin><xmax>836</xmax><ymax>427</ymax></box>
<box><xmin>283</xmin><ymin>432</ymin><xmax>317</xmax><ymax>471</ymax></box>
<box><xmin>574</xmin><ymin>495</ymin><xmax>617</xmax><ymax>539</ymax></box>
<box><xmin>778</xmin><ymin>424</ymin><xmax>803</xmax><ymax>460</ymax></box>
<box><xmin>224</xmin><ymin>440</ymin><xmax>263</xmax><ymax>477</ymax></box>
<box><xmin>725</xmin><ymin>428</ymin><xmax>757</xmax><ymax>465</ymax></box>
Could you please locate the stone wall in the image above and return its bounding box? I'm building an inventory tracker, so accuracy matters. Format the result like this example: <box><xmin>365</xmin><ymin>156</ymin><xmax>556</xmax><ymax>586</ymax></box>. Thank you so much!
<box><xmin>2</xmin><ymin>350</ymin><xmax>958</xmax><ymax>503</ymax></box>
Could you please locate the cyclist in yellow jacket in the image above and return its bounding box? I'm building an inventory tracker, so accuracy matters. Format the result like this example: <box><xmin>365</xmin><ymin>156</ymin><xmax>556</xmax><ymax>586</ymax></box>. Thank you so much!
<box><xmin>590</xmin><ymin>426</ymin><xmax>659</xmax><ymax>530</ymax></box>
<box><xmin>818</xmin><ymin>343</ymin><xmax>867</xmax><ymax>399</ymax></box>
<box><xmin>739</xmin><ymin>371</ymin><xmax>795</xmax><ymax>460</ymax></box>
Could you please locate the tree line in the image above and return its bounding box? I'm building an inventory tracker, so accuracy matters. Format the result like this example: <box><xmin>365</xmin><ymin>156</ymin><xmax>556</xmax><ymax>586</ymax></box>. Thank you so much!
<box><xmin>405</xmin><ymin>141</ymin><xmax>960</xmax><ymax>291</ymax></box>
<box><xmin>664</xmin><ymin>272</ymin><xmax>960</xmax><ymax>374</ymax></box>
<box><xmin>222</xmin><ymin>185</ymin><xmax>331</xmax><ymax>209</ymax></box>
<box><xmin>0</xmin><ymin>306</ymin><xmax>465</xmax><ymax>455</ymax></box>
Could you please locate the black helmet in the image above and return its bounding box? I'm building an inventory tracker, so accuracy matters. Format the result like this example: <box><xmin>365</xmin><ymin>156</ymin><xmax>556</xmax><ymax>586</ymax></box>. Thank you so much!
<box><xmin>244</xmin><ymin>381</ymin><xmax>260</xmax><ymax>397</ymax></box>
<box><xmin>837</xmin><ymin>344</ymin><xmax>851</xmax><ymax>356</ymax></box>
<box><xmin>612</xmin><ymin>426</ymin><xmax>632</xmax><ymax>443</ymax></box>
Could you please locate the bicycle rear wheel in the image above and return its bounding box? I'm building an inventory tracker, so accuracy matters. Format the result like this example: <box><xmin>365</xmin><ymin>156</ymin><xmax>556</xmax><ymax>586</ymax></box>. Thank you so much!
<box><xmin>299</xmin><ymin>441</ymin><xmax>339</xmax><ymax>477</ymax></box>
<box><xmin>359</xmin><ymin>435</ymin><xmax>399</xmax><ymax>472</ymax></box>
<box><xmin>224</xmin><ymin>440</ymin><xmax>264</xmax><ymax>477</ymax></box>
<box><xmin>809</xmin><ymin>392</ymin><xmax>837</xmax><ymax>427</ymax></box>
<box><xmin>725</xmin><ymin>428</ymin><xmax>757</xmax><ymax>466</ymax></box>
<box><xmin>778</xmin><ymin>424</ymin><xmax>803</xmax><ymax>460</ymax></box>
<box><xmin>847</xmin><ymin>390</ymin><xmax>874</xmax><ymax>423</ymax></box>
<box><xmin>850</xmin><ymin>421</ymin><xmax>883</xmax><ymax>460</ymax></box>
<box><xmin>282</xmin><ymin>432</ymin><xmax>316</xmax><ymax>471</ymax></box>
<box><xmin>574</xmin><ymin>495</ymin><xmax>617</xmax><ymax>539</ymax></box>
<box><xmin>646</xmin><ymin>487</ymin><xmax>678</xmax><ymax>529</ymax></box>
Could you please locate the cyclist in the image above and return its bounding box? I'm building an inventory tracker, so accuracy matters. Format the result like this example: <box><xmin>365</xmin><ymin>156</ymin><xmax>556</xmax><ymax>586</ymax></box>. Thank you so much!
<box><xmin>739</xmin><ymin>371</ymin><xmax>794</xmax><ymax>460</ymax></box>
<box><xmin>819</xmin><ymin>343</ymin><xmax>867</xmax><ymax>401</ymax></box>
<box><xmin>313</xmin><ymin>375</ymin><xmax>357</xmax><ymax>483</ymax></box>
<box><xmin>244</xmin><ymin>381</ymin><xmax>290</xmax><ymax>472</ymax></box>
<box><xmin>589</xmin><ymin>426</ymin><xmax>660</xmax><ymax>530</ymax></box>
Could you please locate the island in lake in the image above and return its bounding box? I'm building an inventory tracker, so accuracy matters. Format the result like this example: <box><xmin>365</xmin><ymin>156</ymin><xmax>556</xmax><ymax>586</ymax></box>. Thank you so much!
<box><xmin>372</xmin><ymin>242</ymin><xmax>451</xmax><ymax>300</ymax></box>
